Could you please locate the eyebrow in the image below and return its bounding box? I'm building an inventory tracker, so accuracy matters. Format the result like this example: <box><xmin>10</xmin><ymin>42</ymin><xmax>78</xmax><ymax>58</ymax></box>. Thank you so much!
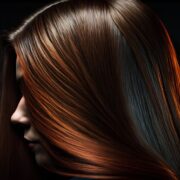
<box><xmin>16</xmin><ymin>61</ymin><xmax>23</xmax><ymax>80</ymax></box>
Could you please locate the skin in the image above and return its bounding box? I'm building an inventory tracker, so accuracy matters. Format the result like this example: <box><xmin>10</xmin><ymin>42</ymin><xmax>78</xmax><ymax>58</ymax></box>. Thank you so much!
<box><xmin>10</xmin><ymin>60</ymin><xmax>55</xmax><ymax>168</ymax></box>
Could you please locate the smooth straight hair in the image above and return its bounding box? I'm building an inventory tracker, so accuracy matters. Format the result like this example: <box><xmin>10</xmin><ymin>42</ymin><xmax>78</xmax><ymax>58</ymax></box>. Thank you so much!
<box><xmin>0</xmin><ymin>0</ymin><xmax>179</xmax><ymax>179</ymax></box>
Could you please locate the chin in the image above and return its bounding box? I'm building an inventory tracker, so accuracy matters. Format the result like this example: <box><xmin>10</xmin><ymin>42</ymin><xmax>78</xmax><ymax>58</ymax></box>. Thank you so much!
<box><xmin>35</xmin><ymin>153</ymin><xmax>50</xmax><ymax>166</ymax></box>
<box><xmin>33</xmin><ymin>145</ymin><xmax>55</xmax><ymax>168</ymax></box>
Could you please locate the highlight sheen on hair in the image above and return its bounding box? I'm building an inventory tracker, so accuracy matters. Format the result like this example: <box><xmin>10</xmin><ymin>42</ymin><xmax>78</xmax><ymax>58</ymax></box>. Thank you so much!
<box><xmin>0</xmin><ymin>0</ymin><xmax>179</xmax><ymax>179</ymax></box>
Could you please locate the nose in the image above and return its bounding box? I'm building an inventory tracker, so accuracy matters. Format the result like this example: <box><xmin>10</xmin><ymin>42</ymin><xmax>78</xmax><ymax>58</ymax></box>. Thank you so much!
<box><xmin>11</xmin><ymin>96</ymin><xmax>31</xmax><ymax>126</ymax></box>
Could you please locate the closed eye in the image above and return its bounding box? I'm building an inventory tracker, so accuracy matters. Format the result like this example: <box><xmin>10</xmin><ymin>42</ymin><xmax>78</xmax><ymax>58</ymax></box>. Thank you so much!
<box><xmin>16</xmin><ymin>77</ymin><xmax>24</xmax><ymax>100</ymax></box>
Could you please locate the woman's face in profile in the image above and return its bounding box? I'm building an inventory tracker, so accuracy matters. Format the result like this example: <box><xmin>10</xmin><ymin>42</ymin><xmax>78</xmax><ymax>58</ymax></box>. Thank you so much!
<box><xmin>10</xmin><ymin>61</ymin><xmax>54</xmax><ymax>168</ymax></box>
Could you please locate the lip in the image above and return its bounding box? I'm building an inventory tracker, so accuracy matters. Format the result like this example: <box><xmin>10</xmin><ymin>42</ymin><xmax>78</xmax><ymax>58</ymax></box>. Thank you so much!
<box><xmin>28</xmin><ymin>142</ymin><xmax>38</xmax><ymax>148</ymax></box>
<box><xmin>24</xmin><ymin>139</ymin><xmax>40</xmax><ymax>150</ymax></box>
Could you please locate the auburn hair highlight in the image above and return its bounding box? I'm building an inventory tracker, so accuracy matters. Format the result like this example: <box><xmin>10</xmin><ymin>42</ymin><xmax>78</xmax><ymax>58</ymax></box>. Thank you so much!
<box><xmin>5</xmin><ymin>0</ymin><xmax>180</xmax><ymax>179</ymax></box>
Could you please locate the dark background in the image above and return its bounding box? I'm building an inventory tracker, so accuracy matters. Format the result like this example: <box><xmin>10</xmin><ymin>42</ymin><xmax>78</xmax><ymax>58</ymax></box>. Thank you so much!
<box><xmin>0</xmin><ymin>0</ymin><xmax>180</xmax><ymax>58</ymax></box>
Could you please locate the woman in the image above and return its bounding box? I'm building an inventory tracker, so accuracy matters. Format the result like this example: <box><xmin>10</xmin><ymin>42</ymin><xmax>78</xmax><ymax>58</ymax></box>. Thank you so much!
<box><xmin>0</xmin><ymin>0</ymin><xmax>179</xmax><ymax>179</ymax></box>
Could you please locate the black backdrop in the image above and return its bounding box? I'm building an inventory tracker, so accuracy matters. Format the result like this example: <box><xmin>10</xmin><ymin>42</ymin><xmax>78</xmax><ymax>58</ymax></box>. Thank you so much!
<box><xmin>0</xmin><ymin>0</ymin><xmax>180</xmax><ymax>53</ymax></box>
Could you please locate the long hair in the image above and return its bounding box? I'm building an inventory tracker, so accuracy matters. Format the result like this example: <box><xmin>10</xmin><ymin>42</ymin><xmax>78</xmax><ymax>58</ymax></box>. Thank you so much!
<box><xmin>1</xmin><ymin>0</ymin><xmax>179</xmax><ymax>179</ymax></box>
<box><xmin>0</xmin><ymin>34</ymin><xmax>67</xmax><ymax>180</ymax></box>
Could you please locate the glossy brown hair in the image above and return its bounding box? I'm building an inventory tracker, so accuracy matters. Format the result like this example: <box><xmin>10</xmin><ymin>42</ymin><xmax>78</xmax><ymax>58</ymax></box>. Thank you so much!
<box><xmin>1</xmin><ymin>0</ymin><xmax>179</xmax><ymax>179</ymax></box>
